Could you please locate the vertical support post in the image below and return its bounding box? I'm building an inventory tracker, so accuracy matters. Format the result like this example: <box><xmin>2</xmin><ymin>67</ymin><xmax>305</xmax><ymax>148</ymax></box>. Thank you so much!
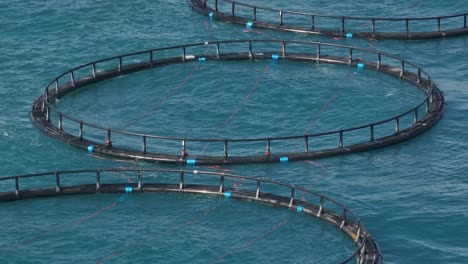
<box><xmin>289</xmin><ymin>187</ymin><xmax>295</xmax><ymax>207</ymax></box>
<box><xmin>106</xmin><ymin>129</ymin><xmax>112</xmax><ymax>147</ymax></box>
<box><xmin>219</xmin><ymin>174</ymin><xmax>224</xmax><ymax>193</ymax></box>
<box><xmin>231</xmin><ymin>2</ymin><xmax>235</xmax><ymax>16</ymax></box>
<box><xmin>348</xmin><ymin>48</ymin><xmax>353</xmax><ymax>64</ymax></box>
<box><xmin>150</xmin><ymin>51</ymin><xmax>154</xmax><ymax>66</ymax></box>
<box><xmin>265</xmin><ymin>139</ymin><xmax>271</xmax><ymax>157</ymax></box>
<box><xmin>55</xmin><ymin>79</ymin><xmax>59</xmax><ymax>93</ymax></box>
<box><xmin>96</xmin><ymin>170</ymin><xmax>101</xmax><ymax>192</ymax></box>
<box><xmin>281</xmin><ymin>41</ymin><xmax>286</xmax><ymax>59</ymax></box>
<box><xmin>45</xmin><ymin>87</ymin><xmax>49</xmax><ymax>102</ymax></box>
<box><xmin>414</xmin><ymin>108</ymin><xmax>418</xmax><ymax>124</ymax></box>
<box><xmin>426</xmin><ymin>98</ymin><xmax>430</xmax><ymax>114</ymax></box>
<box><xmin>223</xmin><ymin>140</ymin><xmax>228</xmax><ymax>159</ymax></box>
<box><xmin>182</xmin><ymin>46</ymin><xmax>186</xmax><ymax>62</ymax></box>
<box><xmin>58</xmin><ymin>113</ymin><xmax>63</xmax><ymax>131</ymax></box>
<box><xmin>255</xmin><ymin>178</ymin><xmax>261</xmax><ymax>199</ymax></box>
<box><xmin>370</xmin><ymin>125</ymin><xmax>374</xmax><ymax>142</ymax></box>
<box><xmin>214</xmin><ymin>0</ymin><xmax>218</xmax><ymax>11</ymax></box>
<box><xmin>118</xmin><ymin>56</ymin><xmax>122</xmax><ymax>72</ymax></box>
<box><xmin>311</xmin><ymin>15</ymin><xmax>315</xmax><ymax>30</ymax></box>
<box><xmin>371</xmin><ymin>19</ymin><xmax>376</xmax><ymax>34</ymax></box>
<box><xmin>70</xmin><ymin>71</ymin><xmax>75</xmax><ymax>86</ymax></box>
<box><xmin>464</xmin><ymin>14</ymin><xmax>467</xmax><ymax>28</ymax></box>
<box><xmin>45</xmin><ymin>106</ymin><xmax>50</xmax><ymax>122</ymax></box>
<box><xmin>339</xmin><ymin>130</ymin><xmax>344</xmax><ymax>149</ymax></box>
<box><xmin>92</xmin><ymin>63</ymin><xmax>97</xmax><ymax>78</ymax></box>
<box><xmin>355</xmin><ymin>220</ymin><xmax>361</xmax><ymax>243</ymax></box>
<box><xmin>340</xmin><ymin>207</ymin><xmax>347</xmax><ymax>229</ymax></box>
<box><xmin>279</xmin><ymin>10</ymin><xmax>283</xmax><ymax>25</ymax></box>
<box><xmin>248</xmin><ymin>40</ymin><xmax>253</xmax><ymax>59</ymax></box>
<box><xmin>216</xmin><ymin>42</ymin><xmax>220</xmax><ymax>59</ymax></box>
<box><xmin>15</xmin><ymin>176</ymin><xmax>19</xmax><ymax>199</ymax></box>
<box><xmin>179</xmin><ymin>171</ymin><xmax>184</xmax><ymax>190</ymax></box>
<box><xmin>181</xmin><ymin>139</ymin><xmax>187</xmax><ymax>157</ymax></box>
<box><xmin>55</xmin><ymin>171</ymin><xmax>60</xmax><ymax>192</ymax></box>
<box><xmin>417</xmin><ymin>68</ymin><xmax>421</xmax><ymax>83</ymax></box>
<box><xmin>395</xmin><ymin>117</ymin><xmax>400</xmax><ymax>134</ymax></box>
<box><xmin>304</xmin><ymin>136</ymin><xmax>309</xmax><ymax>153</ymax></box>
<box><xmin>253</xmin><ymin>7</ymin><xmax>257</xmax><ymax>21</ymax></box>
<box><xmin>437</xmin><ymin>17</ymin><xmax>441</xmax><ymax>32</ymax></box>
<box><xmin>142</xmin><ymin>135</ymin><xmax>147</xmax><ymax>154</ymax></box>
<box><xmin>405</xmin><ymin>18</ymin><xmax>410</xmax><ymax>37</ymax></box>
<box><xmin>79</xmin><ymin>122</ymin><xmax>83</xmax><ymax>140</ymax></box>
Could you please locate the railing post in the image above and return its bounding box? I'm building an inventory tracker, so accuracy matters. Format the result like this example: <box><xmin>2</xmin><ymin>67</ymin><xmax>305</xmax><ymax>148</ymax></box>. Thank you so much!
<box><xmin>311</xmin><ymin>15</ymin><xmax>315</xmax><ymax>30</ymax></box>
<box><xmin>316</xmin><ymin>43</ymin><xmax>321</xmax><ymax>60</ymax></box>
<box><xmin>70</xmin><ymin>71</ymin><xmax>75</xmax><ymax>86</ymax></box>
<box><xmin>223</xmin><ymin>140</ymin><xmax>228</xmax><ymax>159</ymax></box>
<box><xmin>371</xmin><ymin>19</ymin><xmax>376</xmax><ymax>34</ymax></box>
<box><xmin>179</xmin><ymin>171</ymin><xmax>184</xmax><ymax>190</ymax></box>
<box><xmin>255</xmin><ymin>178</ymin><xmax>261</xmax><ymax>199</ymax></box>
<box><xmin>96</xmin><ymin>170</ymin><xmax>101</xmax><ymax>192</ymax></box>
<box><xmin>395</xmin><ymin>117</ymin><xmax>400</xmax><ymax>134</ymax></box>
<box><xmin>142</xmin><ymin>135</ymin><xmax>147</xmax><ymax>154</ymax></box>
<box><xmin>265</xmin><ymin>139</ymin><xmax>271</xmax><ymax>157</ymax></box>
<box><xmin>216</xmin><ymin>42</ymin><xmax>220</xmax><ymax>59</ymax></box>
<box><xmin>45</xmin><ymin>106</ymin><xmax>50</xmax><ymax>122</ymax></box>
<box><xmin>253</xmin><ymin>7</ymin><xmax>257</xmax><ymax>21</ymax></box>
<box><xmin>289</xmin><ymin>187</ymin><xmax>295</xmax><ymax>207</ymax></box>
<box><xmin>15</xmin><ymin>176</ymin><xmax>19</xmax><ymax>199</ymax></box>
<box><xmin>377</xmin><ymin>52</ymin><xmax>381</xmax><ymax>70</ymax></box>
<box><xmin>405</xmin><ymin>18</ymin><xmax>410</xmax><ymax>37</ymax></box>
<box><xmin>92</xmin><ymin>63</ymin><xmax>97</xmax><ymax>78</ymax></box>
<box><xmin>118</xmin><ymin>56</ymin><xmax>122</xmax><ymax>72</ymax></box>
<box><xmin>55</xmin><ymin>79</ymin><xmax>59</xmax><ymax>93</ymax></box>
<box><xmin>413</xmin><ymin>108</ymin><xmax>418</xmax><ymax>124</ymax></box>
<box><xmin>279</xmin><ymin>10</ymin><xmax>283</xmax><ymax>25</ymax></box>
<box><xmin>341</xmin><ymin>17</ymin><xmax>345</xmax><ymax>33</ymax></box>
<box><xmin>370</xmin><ymin>125</ymin><xmax>374</xmax><ymax>142</ymax></box>
<box><xmin>219</xmin><ymin>174</ymin><xmax>224</xmax><ymax>193</ymax></box>
<box><xmin>348</xmin><ymin>48</ymin><xmax>353</xmax><ymax>64</ymax></box>
<box><xmin>281</xmin><ymin>41</ymin><xmax>286</xmax><ymax>59</ymax></box>
<box><xmin>214</xmin><ymin>0</ymin><xmax>218</xmax><ymax>11</ymax></box>
<box><xmin>137</xmin><ymin>169</ymin><xmax>142</xmax><ymax>190</ymax></box>
<box><xmin>417</xmin><ymin>68</ymin><xmax>421</xmax><ymax>83</ymax></box>
<box><xmin>182</xmin><ymin>46</ymin><xmax>186</xmax><ymax>62</ymax></box>
<box><xmin>58</xmin><ymin>113</ymin><xmax>63</xmax><ymax>131</ymax></box>
<box><xmin>181</xmin><ymin>139</ymin><xmax>187</xmax><ymax>157</ymax></box>
<box><xmin>464</xmin><ymin>14</ymin><xmax>467</xmax><ymax>28</ymax></box>
<box><xmin>437</xmin><ymin>17</ymin><xmax>441</xmax><ymax>32</ymax></box>
<box><xmin>45</xmin><ymin>87</ymin><xmax>49</xmax><ymax>102</ymax></box>
<box><xmin>340</xmin><ymin>207</ymin><xmax>347</xmax><ymax>229</ymax></box>
<box><xmin>150</xmin><ymin>51</ymin><xmax>154</xmax><ymax>66</ymax></box>
<box><xmin>304</xmin><ymin>136</ymin><xmax>309</xmax><ymax>153</ymax></box>
<box><xmin>400</xmin><ymin>60</ymin><xmax>405</xmax><ymax>77</ymax></box>
<box><xmin>355</xmin><ymin>220</ymin><xmax>361</xmax><ymax>243</ymax></box>
<box><xmin>79</xmin><ymin>122</ymin><xmax>83</xmax><ymax>140</ymax></box>
<box><xmin>55</xmin><ymin>171</ymin><xmax>60</xmax><ymax>192</ymax></box>
<box><xmin>231</xmin><ymin>2</ymin><xmax>235</xmax><ymax>16</ymax></box>
<box><xmin>248</xmin><ymin>40</ymin><xmax>253</xmax><ymax>59</ymax></box>
<box><xmin>106</xmin><ymin>129</ymin><xmax>112</xmax><ymax>147</ymax></box>
<box><xmin>317</xmin><ymin>195</ymin><xmax>323</xmax><ymax>217</ymax></box>
<box><xmin>339</xmin><ymin>130</ymin><xmax>344</xmax><ymax>149</ymax></box>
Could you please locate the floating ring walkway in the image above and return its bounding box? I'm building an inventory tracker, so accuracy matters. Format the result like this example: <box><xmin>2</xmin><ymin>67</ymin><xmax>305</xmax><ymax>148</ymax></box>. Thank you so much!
<box><xmin>30</xmin><ymin>40</ymin><xmax>446</xmax><ymax>165</ymax></box>
<box><xmin>188</xmin><ymin>0</ymin><xmax>468</xmax><ymax>39</ymax></box>
<box><xmin>0</xmin><ymin>168</ymin><xmax>382</xmax><ymax>263</ymax></box>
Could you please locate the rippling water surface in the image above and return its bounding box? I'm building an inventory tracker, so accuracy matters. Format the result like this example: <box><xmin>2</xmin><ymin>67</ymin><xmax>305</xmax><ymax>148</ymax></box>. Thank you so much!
<box><xmin>1</xmin><ymin>0</ymin><xmax>467</xmax><ymax>263</ymax></box>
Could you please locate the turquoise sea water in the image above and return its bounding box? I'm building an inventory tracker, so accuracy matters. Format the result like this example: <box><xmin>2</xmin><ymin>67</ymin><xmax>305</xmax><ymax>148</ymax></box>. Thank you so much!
<box><xmin>1</xmin><ymin>0</ymin><xmax>468</xmax><ymax>263</ymax></box>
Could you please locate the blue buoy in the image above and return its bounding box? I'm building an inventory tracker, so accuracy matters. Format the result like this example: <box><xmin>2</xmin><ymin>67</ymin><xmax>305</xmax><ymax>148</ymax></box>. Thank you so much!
<box><xmin>209</xmin><ymin>12</ymin><xmax>213</xmax><ymax>18</ymax></box>
<box><xmin>224</xmin><ymin>191</ymin><xmax>232</xmax><ymax>198</ymax></box>
<box><xmin>246</xmin><ymin>21</ymin><xmax>253</xmax><ymax>29</ymax></box>
<box><xmin>346</xmin><ymin>32</ymin><xmax>353</xmax><ymax>38</ymax></box>
<box><xmin>272</xmin><ymin>54</ymin><xmax>279</xmax><ymax>60</ymax></box>
<box><xmin>198</xmin><ymin>57</ymin><xmax>206</xmax><ymax>62</ymax></box>
<box><xmin>280</xmin><ymin>156</ymin><xmax>289</xmax><ymax>163</ymax></box>
<box><xmin>297</xmin><ymin>206</ymin><xmax>304</xmax><ymax>213</ymax></box>
<box><xmin>87</xmin><ymin>145</ymin><xmax>94</xmax><ymax>154</ymax></box>
<box><xmin>187</xmin><ymin>158</ymin><xmax>196</xmax><ymax>165</ymax></box>
<box><xmin>125</xmin><ymin>186</ymin><xmax>133</xmax><ymax>193</ymax></box>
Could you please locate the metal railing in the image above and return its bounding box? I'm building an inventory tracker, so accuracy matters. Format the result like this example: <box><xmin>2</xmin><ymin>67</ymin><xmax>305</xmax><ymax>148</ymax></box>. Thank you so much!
<box><xmin>33</xmin><ymin>40</ymin><xmax>444</xmax><ymax>163</ymax></box>
<box><xmin>0</xmin><ymin>168</ymin><xmax>381</xmax><ymax>263</ymax></box>
<box><xmin>199</xmin><ymin>0</ymin><xmax>468</xmax><ymax>38</ymax></box>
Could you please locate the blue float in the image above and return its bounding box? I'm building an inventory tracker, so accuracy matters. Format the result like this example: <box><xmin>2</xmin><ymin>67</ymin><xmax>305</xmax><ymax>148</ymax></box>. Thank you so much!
<box><xmin>198</xmin><ymin>57</ymin><xmax>206</xmax><ymax>62</ymax></box>
<box><xmin>272</xmin><ymin>54</ymin><xmax>279</xmax><ymax>60</ymax></box>
<box><xmin>357</xmin><ymin>62</ymin><xmax>365</xmax><ymax>69</ymax></box>
<box><xmin>346</xmin><ymin>32</ymin><xmax>353</xmax><ymax>38</ymax></box>
<box><xmin>125</xmin><ymin>186</ymin><xmax>133</xmax><ymax>193</ymax></box>
<box><xmin>224</xmin><ymin>191</ymin><xmax>232</xmax><ymax>198</ymax></box>
<box><xmin>187</xmin><ymin>158</ymin><xmax>196</xmax><ymax>165</ymax></box>
<box><xmin>297</xmin><ymin>206</ymin><xmax>304</xmax><ymax>213</ymax></box>
<box><xmin>87</xmin><ymin>145</ymin><xmax>94</xmax><ymax>154</ymax></box>
<box><xmin>280</xmin><ymin>156</ymin><xmax>288</xmax><ymax>163</ymax></box>
<box><xmin>209</xmin><ymin>12</ymin><xmax>213</xmax><ymax>18</ymax></box>
<box><xmin>246</xmin><ymin>21</ymin><xmax>253</xmax><ymax>29</ymax></box>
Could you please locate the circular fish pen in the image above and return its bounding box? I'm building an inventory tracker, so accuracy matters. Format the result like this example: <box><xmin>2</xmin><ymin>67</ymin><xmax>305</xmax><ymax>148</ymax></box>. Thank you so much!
<box><xmin>0</xmin><ymin>168</ymin><xmax>382</xmax><ymax>263</ymax></box>
<box><xmin>188</xmin><ymin>0</ymin><xmax>468</xmax><ymax>39</ymax></box>
<box><xmin>30</xmin><ymin>40</ymin><xmax>446</xmax><ymax>165</ymax></box>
